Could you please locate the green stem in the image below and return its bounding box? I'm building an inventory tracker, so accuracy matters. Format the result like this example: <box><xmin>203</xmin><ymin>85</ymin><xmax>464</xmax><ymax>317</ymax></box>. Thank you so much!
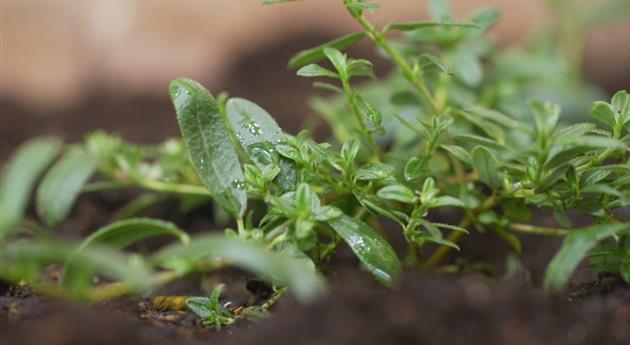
<box><xmin>82</xmin><ymin>180</ymin><xmax>134</xmax><ymax>193</ymax></box>
<box><xmin>350</xmin><ymin>12</ymin><xmax>438</xmax><ymax>113</ymax></box>
<box><xmin>341</xmin><ymin>77</ymin><xmax>383</xmax><ymax>160</ymax></box>
<box><xmin>508</xmin><ymin>223</ymin><xmax>570</xmax><ymax>236</ymax></box>
<box><xmin>421</xmin><ymin>194</ymin><xmax>497</xmax><ymax>270</ymax></box>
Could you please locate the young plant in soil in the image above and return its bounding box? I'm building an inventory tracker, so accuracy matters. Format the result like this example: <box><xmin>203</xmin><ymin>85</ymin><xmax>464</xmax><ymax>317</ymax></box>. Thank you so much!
<box><xmin>1</xmin><ymin>0</ymin><xmax>629</xmax><ymax>328</ymax></box>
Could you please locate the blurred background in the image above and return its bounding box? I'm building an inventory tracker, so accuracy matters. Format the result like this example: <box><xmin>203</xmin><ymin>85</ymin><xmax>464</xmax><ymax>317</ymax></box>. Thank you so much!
<box><xmin>2</xmin><ymin>0</ymin><xmax>630</xmax><ymax>159</ymax></box>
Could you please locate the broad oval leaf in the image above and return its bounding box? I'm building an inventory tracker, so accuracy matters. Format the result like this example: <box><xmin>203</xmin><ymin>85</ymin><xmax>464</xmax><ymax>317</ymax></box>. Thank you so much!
<box><xmin>288</xmin><ymin>31</ymin><xmax>367</xmax><ymax>69</ymax></box>
<box><xmin>327</xmin><ymin>215</ymin><xmax>402</xmax><ymax>286</ymax></box>
<box><xmin>170</xmin><ymin>78</ymin><xmax>246</xmax><ymax>218</ymax></box>
<box><xmin>226</xmin><ymin>97</ymin><xmax>296</xmax><ymax>191</ymax></box>
<box><xmin>36</xmin><ymin>149</ymin><xmax>98</xmax><ymax>227</ymax></box>
<box><xmin>153</xmin><ymin>234</ymin><xmax>326</xmax><ymax>302</ymax></box>
<box><xmin>544</xmin><ymin>223</ymin><xmax>630</xmax><ymax>293</ymax></box>
<box><xmin>0</xmin><ymin>137</ymin><xmax>62</xmax><ymax>237</ymax></box>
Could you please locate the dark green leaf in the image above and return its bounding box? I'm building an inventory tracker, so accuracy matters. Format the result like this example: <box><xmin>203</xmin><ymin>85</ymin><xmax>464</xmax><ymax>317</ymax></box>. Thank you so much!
<box><xmin>544</xmin><ymin>223</ymin><xmax>630</xmax><ymax>293</ymax></box>
<box><xmin>36</xmin><ymin>149</ymin><xmax>98</xmax><ymax>227</ymax></box>
<box><xmin>288</xmin><ymin>32</ymin><xmax>367</xmax><ymax>69</ymax></box>
<box><xmin>535</xmin><ymin>164</ymin><xmax>570</xmax><ymax>193</ymax></box>
<box><xmin>453</xmin><ymin>133</ymin><xmax>505</xmax><ymax>151</ymax></box>
<box><xmin>327</xmin><ymin>215</ymin><xmax>402</xmax><ymax>286</ymax></box>
<box><xmin>471</xmin><ymin>146</ymin><xmax>502</xmax><ymax>188</ymax></box>
<box><xmin>170</xmin><ymin>78</ymin><xmax>246</xmax><ymax>218</ymax></box>
<box><xmin>0</xmin><ymin>137</ymin><xmax>62</xmax><ymax>237</ymax></box>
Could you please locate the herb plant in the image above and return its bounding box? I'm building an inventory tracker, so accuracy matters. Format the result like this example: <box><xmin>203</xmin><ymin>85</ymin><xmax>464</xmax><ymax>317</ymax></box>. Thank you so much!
<box><xmin>1</xmin><ymin>0</ymin><xmax>629</xmax><ymax>326</ymax></box>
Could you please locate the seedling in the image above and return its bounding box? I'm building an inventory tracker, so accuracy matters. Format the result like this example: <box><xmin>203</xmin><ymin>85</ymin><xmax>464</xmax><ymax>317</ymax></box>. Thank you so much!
<box><xmin>0</xmin><ymin>0</ymin><xmax>628</xmax><ymax>329</ymax></box>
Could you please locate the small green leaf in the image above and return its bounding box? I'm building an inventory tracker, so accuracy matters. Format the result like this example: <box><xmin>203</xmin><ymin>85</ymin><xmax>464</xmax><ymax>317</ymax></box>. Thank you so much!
<box><xmin>36</xmin><ymin>149</ymin><xmax>98</xmax><ymax>227</ymax></box>
<box><xmin>544</xmin><ymin>223</ymin><xmax>630</xmax><ymax>293</ymax></box>
<box><xmin>296</xmin><ymin>64</ymin><xmax>339</xmax><ymax>79</ymax></box>
<box><xmin>451</xmin><ymin>46</ymin><xmax>482</xmax><ymax>86</ymax></box>
<box><xmin>440</xmin><ymin>144</ymin><xmax>471</xmax><ymax>164</ymax></box>
<box><xmin>429</xmin><ymin>196</ymin><xmax>465</xmax><ymax>208</ymax></box>
<box><xmin>471</xmin><ymin>146</ymin><xmax>502</xmax><ymax>188</ymax></box>
<box><xmin>327</xmin><ymin>215</ymin><xmax>402</xmax><ymax>286</ymax></box>
<box><xmin>377</xmin><ymin>184</ymin><xmax>417</xmax><ymax>204</ymax></box>
<box><xmin>354</xmin><ymin>163</ymin><xmax>396</xmax><ymax>181</ymax></box>
<box><xmin>170</xmin><ymin>78</ymin><xmax>247</xmax><ymax>218</ymax></box>
<box><xmin>323</xmin><ymin>47</ymin><xmax>348</xmax><ymax>78</ymax></box>
<box><xmin>0</xmin><ymin>137</ymin><xmax>62</xmax><ymax>237</ymax></box>
<box><xmin>341</xmin><ymin>138</ymin><xmax>360</xmax><ymax>163</ymax></box>
<box><xmin>153</xmin><ymin>234</ymin><xmax>326</xmax><ymax>302</ymax></box>
<box><xmin>288</xmin><ymin>32</ymin><xmax>367</xmax><ymax>69</ymax></box>
<box><xmin>469</xmin><ymin>7</ymin><xmax>500</xmax><ymax>31</ymax></box>
<box><xmin>611</xmin><ymin>90</ymin><xmax>629</xmax><ymax>123</ymax></box>
<box><xmin>530</xmin><ymin>101</ymin><xmax>560</xmax><ymax>139</ymax></box>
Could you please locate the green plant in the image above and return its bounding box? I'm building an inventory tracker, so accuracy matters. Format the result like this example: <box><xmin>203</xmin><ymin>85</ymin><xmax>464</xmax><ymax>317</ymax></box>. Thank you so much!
<box><xmin>1</xmin><ymin>0</ymin><xmax>629</xmax><ymax>327</ymax></box>
<box><xmin>186</xmin><ymin>284</ymin><xmax>235</xmax><ymax>330</ymax></box>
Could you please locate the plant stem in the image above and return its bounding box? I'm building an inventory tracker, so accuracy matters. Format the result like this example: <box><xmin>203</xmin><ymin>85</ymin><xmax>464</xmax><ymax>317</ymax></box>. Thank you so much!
<box><xmin>341</xmin><ymin>77</ymin><xmax>383</xmax><ymax>160</ymax></box>
<box><xmin>421</xmin><ymin>194</ymin><xmax>497</xmax><ymax>270</ymax></box>
<box><xmin>82</xmin><ymin>180</ymin><xmax>134</xmax><ymax>193</ymax></box>
<box><xmin>508</xmin><ymin>223</ymin><xmax>570</xmax><ymax>236</ymax></box>
<box><xmin>349</xmin><ymin>12</ymin><xmax>438</xmax><ymax>113</ymax></box>
<box><xmin>262</xmin><ymin>287</ymin><xmax>288</xmax><ymax>310</ymax></box>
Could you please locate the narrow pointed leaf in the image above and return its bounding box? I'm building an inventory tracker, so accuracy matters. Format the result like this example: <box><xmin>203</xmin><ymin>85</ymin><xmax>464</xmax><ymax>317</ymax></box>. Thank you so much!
<box><xmin>288</xmin><ymin>32</ymin><xmax>367</xmax><ymax>69</ymax></box>
<box><xmin>170</xmin><ymin>78</ymin><xmax>246</xmax><ymax>217</ymax></box>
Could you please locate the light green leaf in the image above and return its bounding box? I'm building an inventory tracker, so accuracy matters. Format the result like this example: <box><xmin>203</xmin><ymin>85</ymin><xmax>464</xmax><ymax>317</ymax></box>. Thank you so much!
<box><xmin>544</xmin><ymin>223</ymin><xmax>630</xmax><ymax>293</ymax></box>
<box><xmin>354</xmin><ymin>163</ymin><xmax>396</xmax><ymax>181</ymax></box>
<box><xmin>153</xmin><ymin>234</ymin><xmax>326</xmax><ymax>302</ymax></box>
<box><xmin>327</xmin><ymin>215</ymin><xmax>402</xmax><ymax>286</ymax></box>
<box><xmin>429</xmin><ymin>195</ymin><xmax>465</xmax><ymax>208</ymax></box>
<box><xmin>297</xmin><ymin>64</ymin><xmax>339</xmax><ymax>79</ymax></box>
<box><xmin>590</xmin><ymin>101</ymin><xmax>616</xmax><ymax>128</ymax></box>
<box><xmin>452</xmin><ymin>46</ymin><xmax>482</xmax><ymax>86</ymax></box>
<box><xmin>36</xmin><ymin>149</ymin><xmax>98</xmax><ymax>227</ymax></box>
<box><xmin>377</xmin><ymin>184</ymin><xmax>417</xmax><ymax>204</ymax></box>
<box><xmin>170</xmin><ymin>78</ymin><xmax>246</xmax><ymax>218</ymax></box>
<box><xmin>440</xmin><ymin>144</ymin><xmax>472</xmax><ymax>164</ymax></box>
<box><xmin>0</xmin><ymin>137</ymin><xmax>62</xmax><ymax>237</ymax></box>
<box><xmin>471</xmin><ymin>146</ymin><xmax>502</xmax><ymax>188</ymax></box>
<box><xmin>288</xmin><ymin>32</ymin><xmax>367</xmax><ymax>69</ymax></box>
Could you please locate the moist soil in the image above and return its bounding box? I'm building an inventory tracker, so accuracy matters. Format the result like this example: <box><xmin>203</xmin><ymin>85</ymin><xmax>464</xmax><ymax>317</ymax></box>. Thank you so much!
<box><xmin>2</xmin><ymin>37</ymin><xmax>630</xmax><ymax>345</ymax></box>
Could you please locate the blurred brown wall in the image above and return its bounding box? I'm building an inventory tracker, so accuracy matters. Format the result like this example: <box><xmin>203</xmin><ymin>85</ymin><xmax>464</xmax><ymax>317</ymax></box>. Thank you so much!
<box><xmin>3</xmin><ymin>0</ymin><xmax>628</xmax><ymax>112</ymax></box>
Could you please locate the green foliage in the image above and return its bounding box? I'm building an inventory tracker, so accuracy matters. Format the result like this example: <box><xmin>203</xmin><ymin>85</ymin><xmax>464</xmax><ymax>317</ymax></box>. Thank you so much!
<box><xmin>186</xmin><ymin>284</ymin><xmax>235</xmax><ymax>330</ymax></box>
<box><xmin>1</xmin><ymin>137</ymin><xmax>62</xmax><ymax>237</ymax></box>
<box><xmin>1</xmin><ymin>0</ymin><xmax>629</xmax><ymax>319</ymax></box>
